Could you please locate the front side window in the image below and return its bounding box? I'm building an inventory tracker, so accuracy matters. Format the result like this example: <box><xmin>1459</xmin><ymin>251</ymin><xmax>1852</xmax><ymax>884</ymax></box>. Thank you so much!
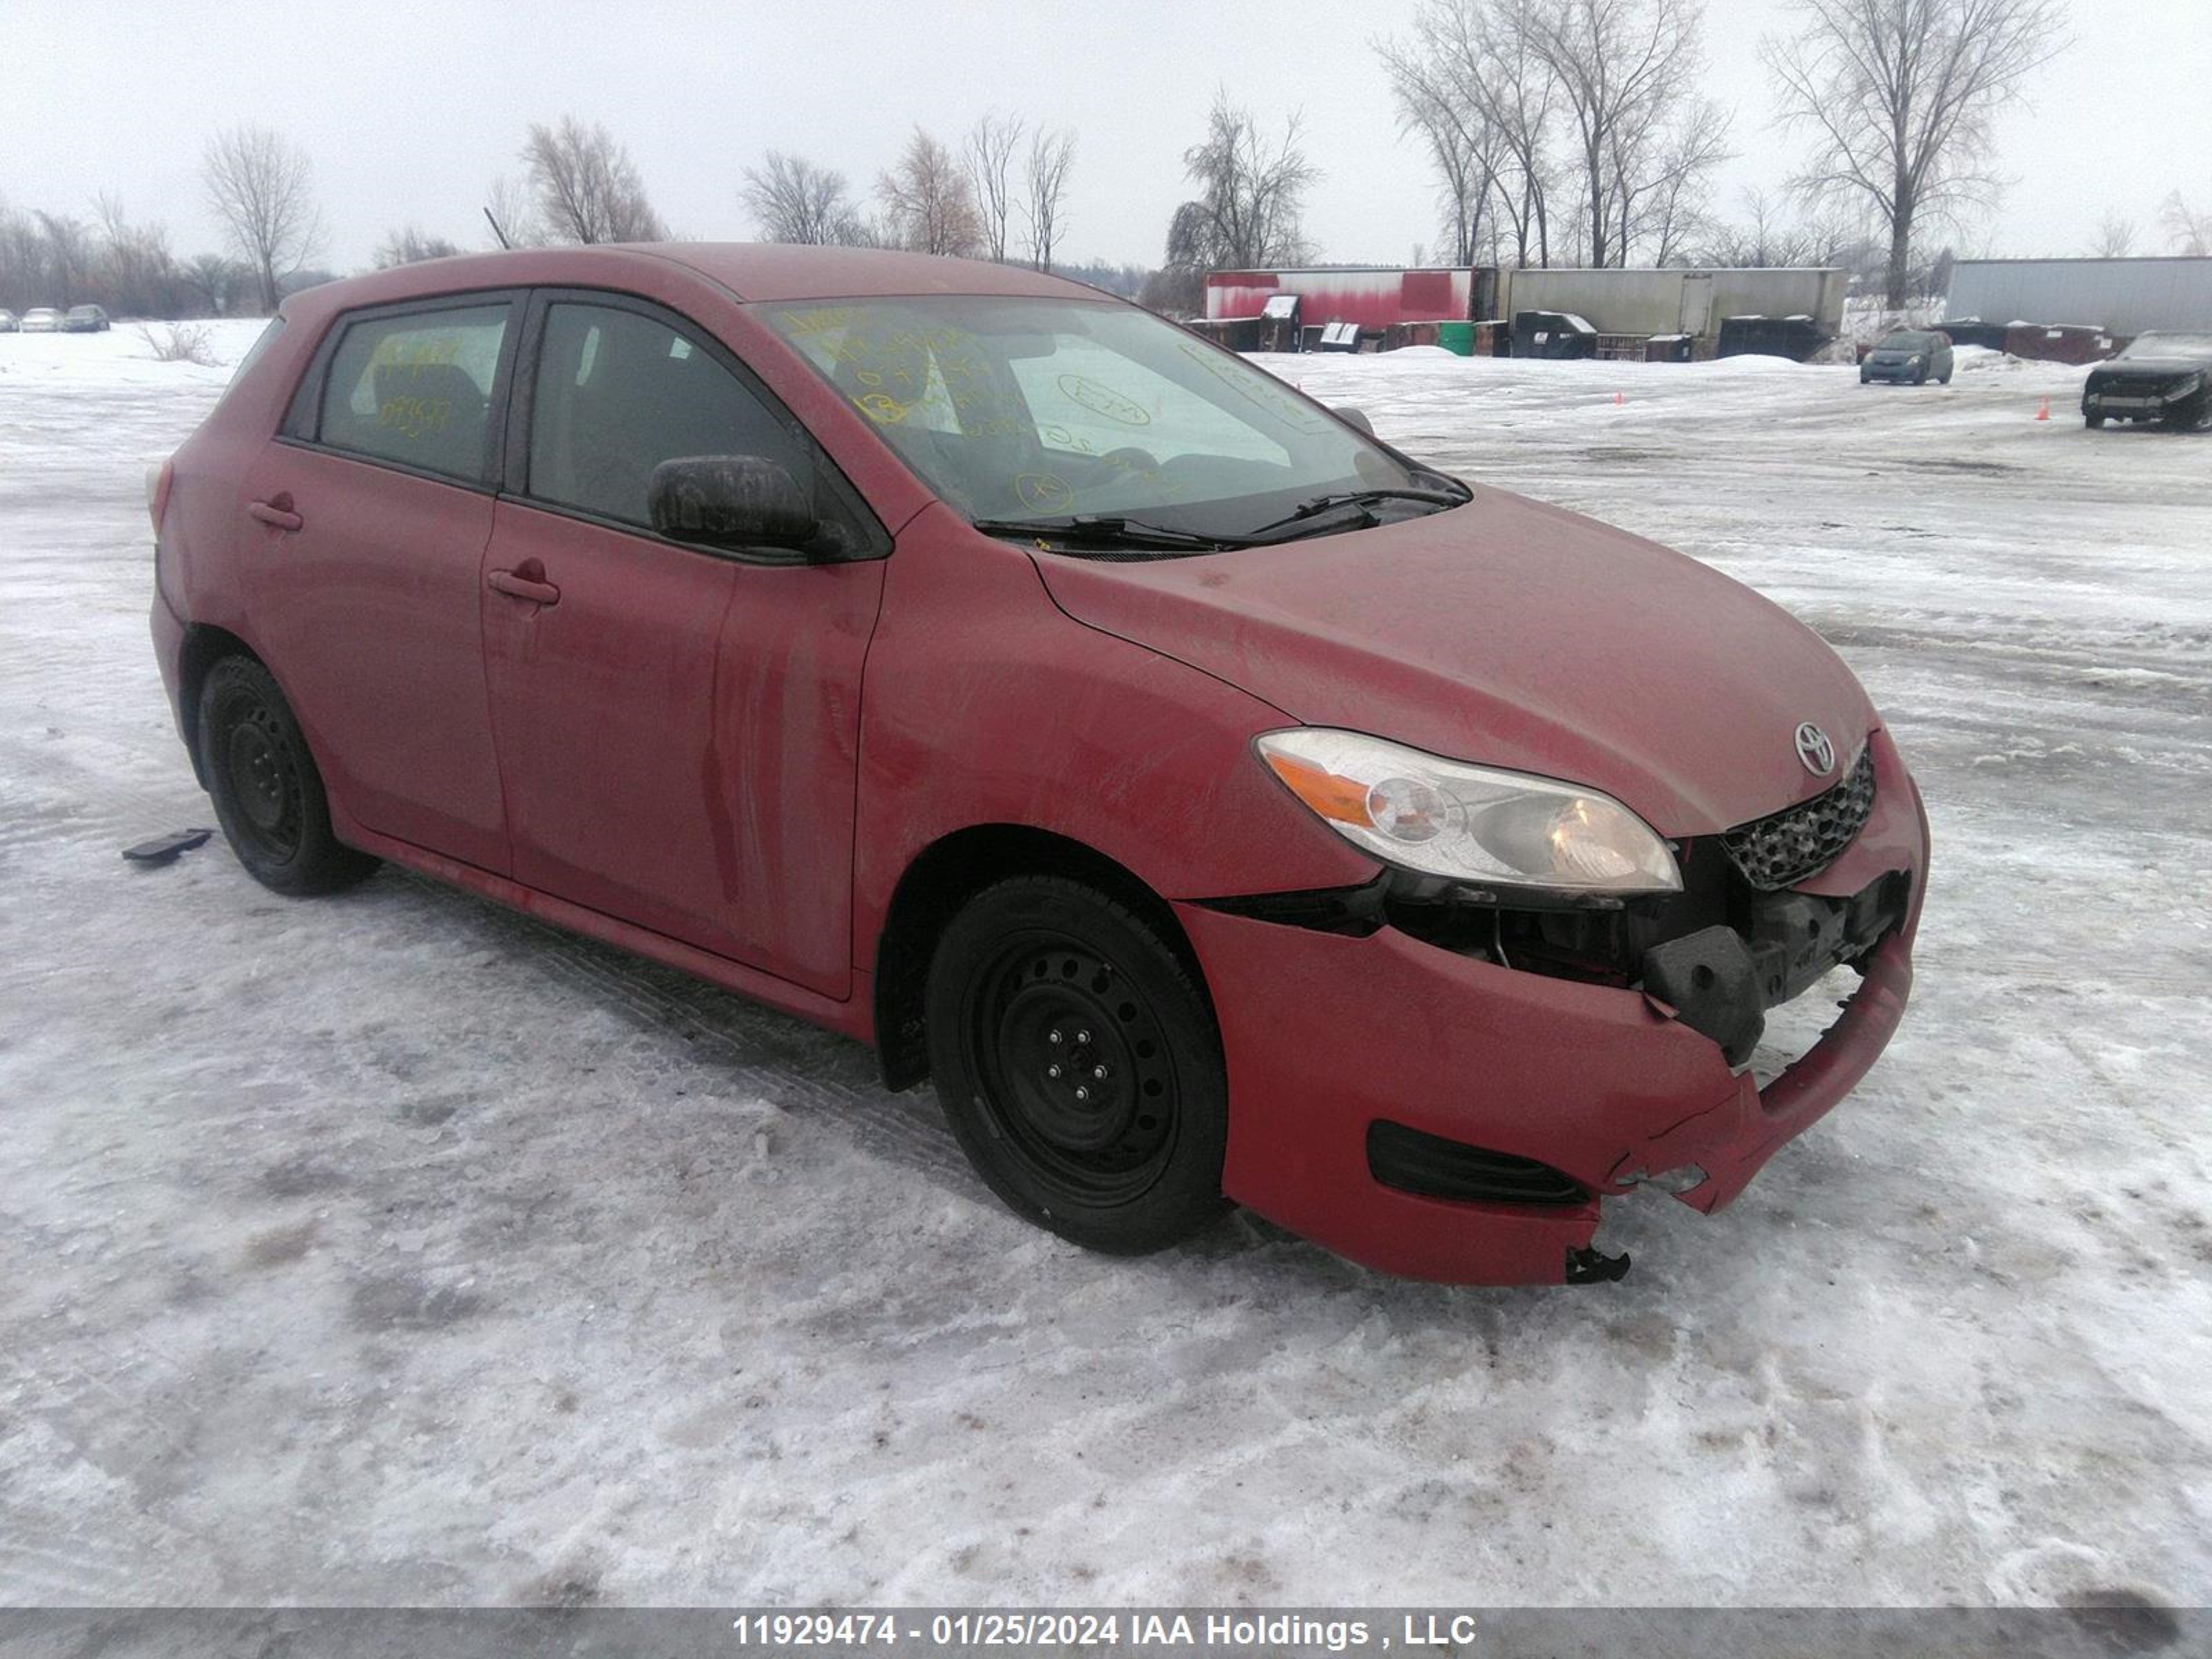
<box><xmin>767</xmin><ymin>297</ymin><xmax>1438</xmax><ymax>541</ymax></box>
<box><xmin>525</xmin><ymin>301</ymin><xmax>815</xmax><ymax>529</ymax></box>
<box><xmin>317</xmin><ymin>304</ymin><xmax>510</xmax><ymax>481</ymax></box>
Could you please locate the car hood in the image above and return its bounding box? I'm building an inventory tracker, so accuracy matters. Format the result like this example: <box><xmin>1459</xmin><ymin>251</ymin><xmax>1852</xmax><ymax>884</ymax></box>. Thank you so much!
<box><xmin>1031</xmin><ymin>486</ymin><xmax>1877</xmax><ymax>836</ymax></box>
<box><xmin>1868</xmin><ymin>349</ymin><xmax>1925</xmax><ymax>362</ymax></box>
<box><xmin>2090</xmin><ymin>357</ymin><xmax>2210</xmax><ymax>379</ymax></box>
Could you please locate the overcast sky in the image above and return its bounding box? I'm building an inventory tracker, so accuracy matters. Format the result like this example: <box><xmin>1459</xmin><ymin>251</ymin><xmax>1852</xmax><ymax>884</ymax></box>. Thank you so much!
<box><xmin>8</xmin><ymin>0</ymin><xmax>2207</xmax><ymax>273</ymax></box>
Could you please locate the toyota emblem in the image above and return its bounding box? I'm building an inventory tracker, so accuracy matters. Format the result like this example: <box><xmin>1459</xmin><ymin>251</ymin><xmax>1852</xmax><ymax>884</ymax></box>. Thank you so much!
<box><xmin>1794</xmin><ymin>722</ymin><xmax>1837</xmax><ymax>776</ymax></box>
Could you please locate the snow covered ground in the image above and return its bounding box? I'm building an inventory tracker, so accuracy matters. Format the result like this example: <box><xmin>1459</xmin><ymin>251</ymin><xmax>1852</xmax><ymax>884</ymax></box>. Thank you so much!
<box><xmin>1</xmin><ymin>324</ymin><xmax>2208</xmax><ymax>1611</ymax></box>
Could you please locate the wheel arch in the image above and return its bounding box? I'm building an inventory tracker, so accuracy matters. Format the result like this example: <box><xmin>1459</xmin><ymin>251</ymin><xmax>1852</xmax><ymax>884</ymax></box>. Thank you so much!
<box><xmin>870</xmin><ymin>823</ymin><xmax>1212</xmax><ymax>1093</ymax></box>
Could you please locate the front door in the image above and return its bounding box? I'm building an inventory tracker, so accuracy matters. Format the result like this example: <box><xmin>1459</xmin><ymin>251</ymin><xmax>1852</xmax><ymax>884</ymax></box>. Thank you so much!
<box><xmin>479</xmin><ymin>294</ymin><xmax>885</xmax><ymax>999</ymax></box>
<box><xmin>238</xmin><ymin>296</ymin><xmax>519</xmax><ymax>873</ymax></box>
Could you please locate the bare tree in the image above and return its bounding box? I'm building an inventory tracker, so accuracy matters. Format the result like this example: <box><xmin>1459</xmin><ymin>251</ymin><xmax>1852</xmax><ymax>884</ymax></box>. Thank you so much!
<box><xmin>2086</xmin><ymin>209</ymin><xmax>2136</xmax><ymax>259</ymax></box>
<box><xmin>878</xmin><ymin>128</ymin><xmax>982</xmax><ymax>257</ymax></box>
<box><xmin>374</xmin><ymin>225</ymin><xmax>463</xmax><ymax>268</ymax></box>
<box><xmin>1611</xmin><ymin>91</ymin><xmax>1731</xmax><ymax>265</ymax></box>
<box><xmin>1521</xmin><ymin>0</ymin><xmax>1715</xmax><ymax>269</ymax></box>
<box><xmin>963</xmin><ymin>115</ymin><xmax>1026</xmax><ymax>263</ymax></box>
<box><xmin>1765</xmin><ymin>0</ymin><xmax>2069</xmax><ymax>308</ymax></box>
<box><xmin>0</xmin><ymin>203</ymin><xmax>41</xmax><ymax>312</ymax></box>
<box><xmin>482</xmin><ymin>174</ymin><xmax>545</xmax><ymax>250</ymax></box>
<box><xmin>523</xmin><ymin>118</ymin><xmax>667</xmax><ymax>245</ymax></box>
<box><xmin>200</xmin><ymin>125</ymin><xmax>327</xmax><ymax>313</ymax></box>
<box><xmin>2160</xmin><ymin>191</ymin><xmax>2211</xmax><ymax>256</ymax></box>
<box><xmin>34</xmin><ymin>212</ymin><xmax>93</xmax><ymax>308</ymax></box>
<box><xmin>742</xmin><ymin>151</ymin><xmax>863</xmax><ymax>245</ymax></box>
<box><xmin>1382</xmin><ymin>0</ymin><xmax>1562</xmax><ymax>267</ymax></box>
<box><xmin>92</xmin><ymin>194</ymin><xmax>185</xmax><ymax>317</ymax></box>
<box><xmin>1378</xmin><ymin>27</ymin><xmax>1505</xmax><ymax>265</ymax></box>
<box><xmin>1023</xmin><ymin>127</ymin><xmax>1076</xmax><ymax>271</ymax></box>
<box><xmin>1695</xmin><ymin>186</ymin><xmax>1846</xmax><ymax>266</ymax></box>
<box><xmin>182</xmin><ymin>252</ymin><xmax>247</xmax><ymax>317</ymax></box>
<box><xmin>1170</xmin><ymin>93</ymin><xmax>1319</xmax><ymax>271</ymax></box>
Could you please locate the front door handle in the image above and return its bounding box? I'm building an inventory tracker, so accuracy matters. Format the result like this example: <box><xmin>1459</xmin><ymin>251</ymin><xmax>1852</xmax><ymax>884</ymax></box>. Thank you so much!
<box><xmin>487</xmin><ymin>566</ymin><xmax>561</xmax><ymax>606</ymax></box>
<box><xmin>247</xmin><ymin>497</ymin><xmax>303</xmax><ymax>532</ymax></box>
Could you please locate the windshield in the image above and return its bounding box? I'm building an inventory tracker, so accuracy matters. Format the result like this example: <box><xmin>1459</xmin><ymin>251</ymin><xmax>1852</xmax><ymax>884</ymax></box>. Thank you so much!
<box><xmin>1877</xmin><ymin>332</ymin><xmax>1933</xmax><ymax>351</ymax></box>
<box><xmin>2119</xmin><ymin>332</ymin><xmax>2212</xmax><ymax>359</ymax></box>
<box><xmin>766</xmin><ymin>296</ymin><xmax>1450</xmax><ymax>542</ymax></box>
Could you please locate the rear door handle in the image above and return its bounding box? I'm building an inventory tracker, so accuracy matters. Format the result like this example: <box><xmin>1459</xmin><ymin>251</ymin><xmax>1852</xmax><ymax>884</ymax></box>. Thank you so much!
<box><xmin>487</xmin><ymin>568</ymin><xmax>561</xmax><ymax>606</ymax></box>
<box><xmin>247</xmin><ymin>498</ymin><xmax>303</xmax><ymax>532</ymax></box>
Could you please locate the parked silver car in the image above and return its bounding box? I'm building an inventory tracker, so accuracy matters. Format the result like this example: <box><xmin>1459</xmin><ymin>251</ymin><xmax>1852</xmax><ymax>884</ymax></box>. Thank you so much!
<box><xmin>20</xmin><ymin>307</ymin><xmax>63</xmax><ymax>333</ymax></box>
<box><xmin>0</xmin><ymin>308</ymin><xmax>19</xmax><ymax>333</ymax></box>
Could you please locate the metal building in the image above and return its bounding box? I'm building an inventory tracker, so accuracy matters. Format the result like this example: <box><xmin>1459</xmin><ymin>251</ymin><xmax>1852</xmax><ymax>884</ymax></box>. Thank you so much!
<box><xmin>1945</xmin><ymin>258</ymin><xmax>2212</xmax><ymax>334</ymax></box>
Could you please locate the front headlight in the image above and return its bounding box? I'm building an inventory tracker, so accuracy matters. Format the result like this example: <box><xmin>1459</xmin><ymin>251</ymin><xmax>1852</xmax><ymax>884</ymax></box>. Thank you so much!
<box><xmin>1256</xmin><ymin>729</ymin><xmax>1682</xmax><ymax>894</ymax></box>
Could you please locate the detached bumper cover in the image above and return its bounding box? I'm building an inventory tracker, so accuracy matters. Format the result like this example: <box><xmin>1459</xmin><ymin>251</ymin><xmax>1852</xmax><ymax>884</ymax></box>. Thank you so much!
<box><xmin>1181</xmin><ymin>735</ymin><xmax>1927</xmax><ymax>1286</ymax></box>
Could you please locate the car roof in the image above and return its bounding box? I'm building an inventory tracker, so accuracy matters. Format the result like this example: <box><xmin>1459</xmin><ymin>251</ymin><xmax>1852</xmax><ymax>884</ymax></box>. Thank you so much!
<box><xmin>279</xmin><ymin>243</ymin><xmax>1107</xmax><ymax>323</ymax></box>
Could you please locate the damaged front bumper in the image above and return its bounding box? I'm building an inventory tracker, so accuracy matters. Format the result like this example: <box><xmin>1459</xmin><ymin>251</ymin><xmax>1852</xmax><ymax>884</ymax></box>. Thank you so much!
<box><xmin>1178</xmin><ymin>729</ymin><xmax>1928</xmax><ymax>1286</ymax></box>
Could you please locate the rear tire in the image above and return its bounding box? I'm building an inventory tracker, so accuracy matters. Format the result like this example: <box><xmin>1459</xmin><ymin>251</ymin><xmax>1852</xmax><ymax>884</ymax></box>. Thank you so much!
<box><xmin>198</xmin><ymin>656</ymin><xmax>378</xmax><ymax>896</ymax></box>
<box><xmin>924</xmin><ymin>876</ymin><xmax>1230</xmax><ymax>1255</ymax></box>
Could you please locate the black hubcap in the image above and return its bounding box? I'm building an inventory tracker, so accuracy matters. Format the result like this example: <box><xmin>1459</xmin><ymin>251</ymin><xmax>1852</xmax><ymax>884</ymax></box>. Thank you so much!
<box><xmin>968</xmin><ymin>935</ymin><xmax>1177</xmax><ymax>1205</ymax></box>
<box><xmin>223</xmin><ymin>700</ymin><xmax>302</xmax><ymax>858</ymax></box>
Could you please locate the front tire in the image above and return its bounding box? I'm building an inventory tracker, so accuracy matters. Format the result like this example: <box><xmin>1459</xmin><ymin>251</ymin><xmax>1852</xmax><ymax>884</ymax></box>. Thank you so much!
<box><xmin>198</xmin><ymin>656</ymin><xmax>378</xmax><ymax>895</ymax></box>
<box><xmin>925</xmin><ymin>877</ymin><xmax>1230</xmax><ymax>1255</ymax></box>
<box><xmin>2086</xmin><ymin>413</ymin><xmax>2106</xmax><ymax>429</ymax></box>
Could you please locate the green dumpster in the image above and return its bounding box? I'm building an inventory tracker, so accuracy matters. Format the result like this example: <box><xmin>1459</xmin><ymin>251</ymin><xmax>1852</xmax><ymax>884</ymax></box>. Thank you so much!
<box><xmin>1437</xmin><ymin>321</ymin><xmax>1476</xmax><ymax>357</ymax></box>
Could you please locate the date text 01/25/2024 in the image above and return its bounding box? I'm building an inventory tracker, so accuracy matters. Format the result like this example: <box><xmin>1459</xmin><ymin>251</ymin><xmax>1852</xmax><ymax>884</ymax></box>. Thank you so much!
<box><xmin>728</xmin><ymin>1611</ymin><xmax>1485</xmax><ymax>1649</ymax></box>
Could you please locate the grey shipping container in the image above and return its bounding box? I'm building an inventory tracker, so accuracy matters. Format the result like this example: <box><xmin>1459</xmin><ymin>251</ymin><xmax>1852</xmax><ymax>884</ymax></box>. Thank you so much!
<box><xmin>1945</xmin><ymin>258</ymin><xmax>2212</xmax><ymax>335</ymax></box>
<box><xmin>1499</xmin><ymin>268</ymin><xmax>1846</xmax><ymax>344</ymax></box>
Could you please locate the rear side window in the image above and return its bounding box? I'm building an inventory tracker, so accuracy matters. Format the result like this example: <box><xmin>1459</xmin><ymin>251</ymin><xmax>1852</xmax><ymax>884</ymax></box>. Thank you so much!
<box><xmin>213</xmin><ymin>316</ymin><xmax>285</xmax><ymax>411</ymax></box>
<box><xmin>317</xmin><ymin>305</ymin><xmax>511</xmax><ymax>482</ymax></box>
<box><xmin>526</xmin><ymin>301</ymin><xmax>816</xmax><ymax>529</ymax></box>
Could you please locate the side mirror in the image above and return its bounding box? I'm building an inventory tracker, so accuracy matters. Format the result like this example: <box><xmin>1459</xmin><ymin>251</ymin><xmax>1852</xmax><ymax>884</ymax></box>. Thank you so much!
<box><xmin>1334</xmin><ymin>406</ymin><xmax>1375</xmax><ymax>437</ymax></box>
<box><xmin>648</xmin><ymin>456</ymin><xmax>819</xmax><ymax>552</ymax></box>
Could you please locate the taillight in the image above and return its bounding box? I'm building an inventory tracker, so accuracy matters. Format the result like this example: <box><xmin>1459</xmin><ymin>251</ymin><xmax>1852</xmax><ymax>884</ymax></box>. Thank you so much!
<box><xmin>147</xmin><ymin>458</ymin><xmax>176</xmax><ymax>536</ymax></box>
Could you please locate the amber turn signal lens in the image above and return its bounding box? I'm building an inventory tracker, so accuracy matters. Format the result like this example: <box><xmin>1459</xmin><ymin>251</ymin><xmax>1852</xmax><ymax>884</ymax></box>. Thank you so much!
<box><xmin>1263</xmin><ymin>750</ymin><xmax>1371</xmax><ymax>825</ymax></box>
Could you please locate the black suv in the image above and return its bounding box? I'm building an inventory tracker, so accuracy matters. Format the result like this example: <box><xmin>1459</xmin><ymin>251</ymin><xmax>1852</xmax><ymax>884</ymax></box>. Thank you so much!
<box><xmin>2083</xmin><ymin>332</ymin><xmax>2212</xmax><ymax>430</ymax></box>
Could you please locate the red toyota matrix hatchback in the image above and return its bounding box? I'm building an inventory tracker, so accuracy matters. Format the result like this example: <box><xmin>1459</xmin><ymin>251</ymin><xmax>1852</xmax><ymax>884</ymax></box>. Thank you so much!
<box><xmin>149</xmin><ymin>247</ymin><xmax>1927</xmax><ymax>1285</ymax></box>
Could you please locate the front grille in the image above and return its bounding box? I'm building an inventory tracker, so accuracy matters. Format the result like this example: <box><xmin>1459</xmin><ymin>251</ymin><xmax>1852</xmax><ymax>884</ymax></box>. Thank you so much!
<box><xmin>1366</xmin><ymin>1121</ymin><xmax>1588</xmax><ymax>1207</ymax></box>
<box><xmin>1720</xmin><ymin>745</ymin><xmax>1877</xmax><ymax>891</ymax></box>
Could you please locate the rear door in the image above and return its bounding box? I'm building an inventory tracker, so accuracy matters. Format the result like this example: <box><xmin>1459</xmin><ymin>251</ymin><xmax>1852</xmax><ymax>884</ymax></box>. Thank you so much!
<box><xmin>1678</xmin><ymin>273</ymin><xmax>1714</xmax><ymax>337</ymax></box>
<box><xmin>480</xmin><ymin>290</ymin><xmax>888</xmax><ymax>998</ymax></box>
<box><xmin>237</xmin><ymin>293</ymin><xmax>520</xmax><ymax>873</ymax></box>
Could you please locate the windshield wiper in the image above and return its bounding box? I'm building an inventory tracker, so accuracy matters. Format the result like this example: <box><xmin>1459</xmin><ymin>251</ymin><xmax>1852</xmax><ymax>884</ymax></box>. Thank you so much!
<box><xmin>971</xmin><ymin>514</ymin><xmax>1247</xmax><ymax>553</ymax></box>
<box><xmin>1242</xmin><ymin>486</ymin><xmax>1470</xmax><ymax>542</ymax></box>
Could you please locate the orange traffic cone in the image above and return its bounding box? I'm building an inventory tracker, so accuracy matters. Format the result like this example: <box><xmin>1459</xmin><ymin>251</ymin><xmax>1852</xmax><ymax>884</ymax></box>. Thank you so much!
<box><xmin>2036</xmin><ymin>397</ymin><xmax>2051</xmax><ymax>422</ymax></box>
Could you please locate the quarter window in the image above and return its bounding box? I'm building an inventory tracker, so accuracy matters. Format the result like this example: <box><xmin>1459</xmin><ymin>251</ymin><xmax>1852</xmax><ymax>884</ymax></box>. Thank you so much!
<box><xmin>317</xmin><ymin>305</ymin><xmax>511</xmax><ymax>482</ymax></box>
<box><xmin>526</xmin><ymin>301</ymin><xmax>815</xmax><ymax>530</ymax></box>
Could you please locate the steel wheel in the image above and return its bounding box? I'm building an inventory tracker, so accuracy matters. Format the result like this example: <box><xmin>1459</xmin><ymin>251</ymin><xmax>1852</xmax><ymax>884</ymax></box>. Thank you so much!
<box><xmin>198</xmin><ymin>656</ymin><xmax>378</xmax><ymax>895</ymax></box>
<box><xmin>926</xmin><ymin>876</ymin><xmax>1230</xmax><ymax>1254</ymax></box>
<box><xmin>963</xmin><ymin>933</ymin><xmax>1181</xmax><ymax>1208</ymax></box>
<box><xmin>220</xmin><ymin>697</ymin><xmax>306</xmax><ymax>863</ymax></box>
